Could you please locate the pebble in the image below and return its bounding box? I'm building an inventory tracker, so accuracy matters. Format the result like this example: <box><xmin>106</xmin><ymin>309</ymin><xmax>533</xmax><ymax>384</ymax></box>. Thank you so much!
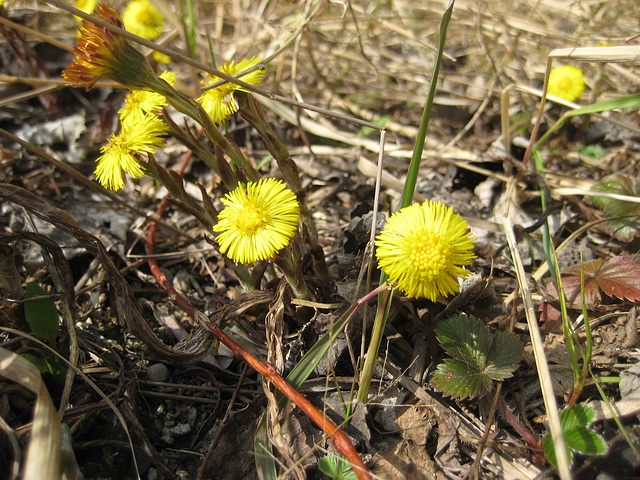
<box><xmin>160</xmin><ymin>423</ymin><xmax>192</xmax><ymax>445</ymax></box>
<box><xmin>146</xmin><ymin>363</ymin><xmax>170</xmax><ymax>382</ymax></box>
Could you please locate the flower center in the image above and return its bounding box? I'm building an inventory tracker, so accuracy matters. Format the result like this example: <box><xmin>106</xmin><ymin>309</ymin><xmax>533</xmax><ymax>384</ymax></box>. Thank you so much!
<box><xmin>410</xmin><ymin>235</ymin><xmax>449</xmax><ymax>280</ymax></box>
<box><xmin>235</xmin><ymin>201</ymin><xmax>266</xmax><ymax>232</ymax></box>
<box><xmin>136</xmin><ymin>10</ymin><xmax>154</xmax><ymax>25</ymax></box>
<box><xmin>557</xmin><ymin>76</ymin><xmax>572</xmax><ymax>90</ymax></box>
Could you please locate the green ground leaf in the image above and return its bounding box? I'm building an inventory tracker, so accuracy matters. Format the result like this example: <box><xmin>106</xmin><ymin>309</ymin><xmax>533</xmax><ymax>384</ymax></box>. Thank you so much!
<box><xmin>543</xmin><ymin>405</ymin><xmax>608</xmax><ymax>466</ymax></box>
<box><xmin>24</xmin><ymin>282</ymin><xmax>59</xmax><ymax>348</ymax></box>
<box><xmin>432</xmin><ymin>358</ymin><xmax>493</xmax><ymax>399</ymax></box>
<box><xmin>432</xmin><ymin>315</ymin><xmax>523</xmax><ymax>398</ymax></box>
<box><xmin>543</xmin><ymin>430</ymin><xmax>573</xmax><ymax>467</ymax></box>
<box><xmin>591</xmin><ymin>174</ymin><xmax>640</xmax><ymax>241</ymax></box>
<box><xmin>318</xmin><ymin>454</ymin><xmax>358</xmax><ymax>480</ymax></box>
<box><xmin>564</xmin><ymin>426</ymin><xmax>608</xmax><ymax>455</ymax></box>
<box><xmin>560</xmin><ymin>403</ymin><xmax>595</xmax><ymax>430</ymax></box>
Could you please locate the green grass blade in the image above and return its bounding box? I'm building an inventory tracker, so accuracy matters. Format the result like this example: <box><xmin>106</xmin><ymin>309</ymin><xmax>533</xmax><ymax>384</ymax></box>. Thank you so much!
<box><xmin>179</xmin><ymin>0</ymin><xmax>196</xmax><ymax>58</ymax></box>
<box><xmin>536</xmin><ymin>93</ymin><xmax>640</xmax><ymax>151</ymax></box>
<box><xmin>398</xmin><ymin>0</ymin><xmax>455</xmax><ymax>210</ymax></box>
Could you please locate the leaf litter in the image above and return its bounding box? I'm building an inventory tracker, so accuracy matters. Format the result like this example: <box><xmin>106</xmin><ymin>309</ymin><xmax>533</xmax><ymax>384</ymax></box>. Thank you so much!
<box><xmin>1</xmin><ymin>1</ymin><xmax>640</xmax><ymax>479</ymax></box>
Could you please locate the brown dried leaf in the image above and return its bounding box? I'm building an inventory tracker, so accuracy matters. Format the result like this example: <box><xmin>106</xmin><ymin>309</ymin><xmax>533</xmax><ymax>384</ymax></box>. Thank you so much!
<box><xmin>563</xmin><ymin>257</ymin><xmax>640</xmax><ymax>303</ymax></box>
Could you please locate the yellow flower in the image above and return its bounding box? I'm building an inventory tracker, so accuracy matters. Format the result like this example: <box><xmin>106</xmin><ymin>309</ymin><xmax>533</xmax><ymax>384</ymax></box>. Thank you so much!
<box><xmin>95</xmin><ymin>113</ymin><xmax>167</xmax><ymax>191</ymax></box>
<box><xmin>547</xmin><ymin>65</ymin><xmax>585</xmax><ymax>102</ymax></box>
<box><xmin>197</xmin><ymin>57</ymin><xmax>264</xmax><ymax>124</ymax></box>
<box><xmin>153</xmin><ymin>51</ymin><xmax>171</xmax><ymax>65</ymax></box>
<box><xmin>375</xmin><ymin>200</ymin><xmax>475</xmax><ymax>301</ymax></box>
<box><xmin>62</xmin><ymin>3</ymin><xmax>159</xmax><ymax>91</ymax></box>
<box><xmin>213</xmin><ymin>178</ymin><xmax>299</xmax><ymax>263</ymax></box>
<box><xmin>119</xmin><ymin>70</ymin><xmax>176</xmax><ymax>122</ymax></box>
<box><xmin>74</xmin><ymin>0</ymin><xmax>98</xmax><ymax>22</ymax></box>
<box><xmin>122</xmin><ymin>0</ymin><xmax>164</xmax><ymax>41</ymax></box>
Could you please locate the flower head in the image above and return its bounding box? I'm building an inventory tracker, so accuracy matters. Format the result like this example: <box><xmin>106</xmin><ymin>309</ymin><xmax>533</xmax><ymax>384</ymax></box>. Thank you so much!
<box><xmin>62</xmin><ymin>3</ymin><xmax>159</xmax><ymax>91</ymax></box>
<box><xmin>375</xmin><ymin>200</ymin><xmax>475</xmax><ymax>301</ymax></box>
<box><xmin>122</xmin><ymin>0</ymin><xmax>164</xmax><ymax>40</ymax></box>
<box><xmin>119</xmin><ymin>70</ymin><xmax>176</xmax><ymax>122</ymax></box>
<box><xmin>547</xmin><ymin>65</ymin><xmax>585</xmax><ymax>102</ymax></box>
<box><xmin>213</xmin><ymin>178</ymin><xmax>299</xmax><ymax>263</ymax></box>
<box><xmin>95</xmin><ymin>113</ymin><xmax>167</xmax><ymax>191</ymax></box>
<box><xmin>197</xmin><ymin>57</ymin><xmax>264</xmax><ymax>124</ymax></box>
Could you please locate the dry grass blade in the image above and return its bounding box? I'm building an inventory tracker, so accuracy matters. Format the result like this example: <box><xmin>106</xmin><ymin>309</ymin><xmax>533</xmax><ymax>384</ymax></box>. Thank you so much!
<box><xmin>0</xmin><ymin>348</ymin><xmax>61</xmax><ymax>480</ymax></box>
<box><xmin>549</xmin><ymin>46</ymin><xmax>640</xmax><ymax>63</ymax></box>
<box><xmin>498</xmin><ymin>181</ymin><xmax>571</xmax><ymax>480</ymax></box>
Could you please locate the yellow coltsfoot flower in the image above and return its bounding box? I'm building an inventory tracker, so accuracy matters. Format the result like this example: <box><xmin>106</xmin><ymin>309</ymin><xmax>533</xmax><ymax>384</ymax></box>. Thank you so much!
<box><xmin>547</xmin><ymin>65</ymin><xmax>585</xmax><ymax>102</ymax></box>
<box><xmin>123</xmin><ymin>0</ymin><xmax>164</xmax><ymax>40</ymax></box>
<box><xmin>375</xmin><ymin>200</ymin><xmax>475</xmax><ymax>301</ymax></box>
<box><xmin>119</xmin><ymin>70</ymin><xmax>176</xmax><ymax>122</ymax></box>
<box><xmin>95</xmin><ymin>113</ymin><xmax>168</xmax><ymax>191</ymax></box>
<box><xmin>74</xmin><ymin>0</ymin><xmax>98</xmax><ymax>22</ymax></box>
<box><xmin>197</xmin><ymin>57</ymin><xmax>264</xmax><ymax>124</ymax></box>
<box><xmin>153</xmin><ymin>51</ymin><xmax>171</xmax><ymax>65</ymax></box>
<box><xmin>213</xmin><ymin>178</ymin><xmax>300</xmax><ymax>263</ymax></box>
<box><xmin>62</xmin><ymin>3</ymin><xmax>159</xmax><ymax>91</ymax></box>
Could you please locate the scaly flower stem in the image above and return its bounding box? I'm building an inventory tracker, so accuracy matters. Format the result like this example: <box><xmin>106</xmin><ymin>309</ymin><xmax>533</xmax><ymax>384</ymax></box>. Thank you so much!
<box><xmin>239</xmin><ymin>93</ymin><xmax>318</xmax><ymax>246</ymax></box>
<box><xmin>162</xmin><ymin>110</ymin><xmax>239</xmax><ymax>190</ymax></box>
<box><xmin>275</xmin><ymin>240</ymin><xmax>308</xmax><ymax>299</ymax></box>
<box><xmin>145</xmin><ymin>155</ymin><xmax>217</xmax><ymax>229</ymax></box>
<box><xmin>238</xmin><ymin>94</ymin><xmax>302</xmax><ymax>190</ymax></box>
<box><xmin>152</xmin><ymin>78</ymin><xmax>260</xmax><ymax>182</ymax></box>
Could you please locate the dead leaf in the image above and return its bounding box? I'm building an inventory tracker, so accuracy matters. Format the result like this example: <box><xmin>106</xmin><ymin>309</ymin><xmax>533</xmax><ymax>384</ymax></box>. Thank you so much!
<box><xmin>562</xmin><ymin>257</ymin><xmax>640</xmax><ymax>303</ymax></box>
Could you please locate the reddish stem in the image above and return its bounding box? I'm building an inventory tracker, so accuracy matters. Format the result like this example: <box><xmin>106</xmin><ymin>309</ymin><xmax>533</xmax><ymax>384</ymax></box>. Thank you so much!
<box><xmin>497</xmin><ymin>395</ymin><xmax>546</xmax><ymax>464</ymax></box>
<box><xmin>144</xmin><ymin>166</ymin><xmax>371</xmax><ymax>479</ymax></box>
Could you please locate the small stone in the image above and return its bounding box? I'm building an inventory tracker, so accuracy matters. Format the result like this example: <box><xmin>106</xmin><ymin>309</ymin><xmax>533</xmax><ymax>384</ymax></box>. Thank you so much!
<box><xmin>187</xmin><ymin>407</ymin><xmax>197</xmax><ymax>426</ymax></box>
<box><xmin>147</xmin><ymin>363</ymin><xmax>170</xmax><ymax>382</ymax></box>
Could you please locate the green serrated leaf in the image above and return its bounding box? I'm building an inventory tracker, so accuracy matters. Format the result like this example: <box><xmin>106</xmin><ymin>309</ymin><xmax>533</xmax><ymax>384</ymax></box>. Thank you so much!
<box><xmin>560</xmin><ymin>404</ymin><xmax>595</xmax><ymax>430</ymax></box>
<box><xmin>543</xmin><ymin>430</ymin><xmax>573</xmax><ymax>467</ymax></box>
<box><xmin>485</xmin><ymin>330</ymin><xmax>524</xmax><ymax>380</ymax></box>
<box><xmin>564</xmin><ymin>426</ymin><xmax>608</xmax><ymax>455</ymax></box>
<box><xmin>435</xmin><ymin>314</ymin><xmax>492</xmax><ymax>366</ymax></box>
<box><xmin>543</xmin><ymin>405</ymin><xmax>607</xmax><ymax>466</ymax></box>
<box><xmin>318</xmin><ymin>454</ymin><xmax>359</xmax><ymax>480</ymax></box>
<box><xmin>432</xmin><ymin>358</ymin><xmax>493</xmax><ymax>398</ymax></box>
<box><xmin>24</xmin><ymin>282</ymin><xmax>59</xmax><ymax>348</ymax></box>
<box><xmin>433</xmin><ymin>315</ymin><xmax>523</xmax><ymax>398</ymax></box>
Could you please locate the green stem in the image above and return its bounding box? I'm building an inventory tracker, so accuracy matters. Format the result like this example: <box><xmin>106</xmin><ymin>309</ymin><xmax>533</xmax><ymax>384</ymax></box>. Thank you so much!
<box><xmin>398</xmin><ymin>0</ymin><xmax>454</xmax><ymax>211</ymax></box>
<box><xmin>357</xmin><ymin>287</ymin><xmax>393</xmax><ymax>404</ymax></box>
<box><xmin>152</xmin><ymin>78</ymin><xmax>259</xmax><ymax>182</ymax></box>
